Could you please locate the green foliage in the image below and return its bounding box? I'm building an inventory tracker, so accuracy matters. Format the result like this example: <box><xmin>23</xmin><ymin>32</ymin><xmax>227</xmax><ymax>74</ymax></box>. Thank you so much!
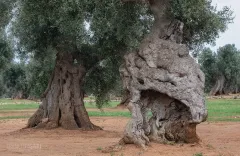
<box><xmin>2</xmin><ymin>63</ymin><xmax>28</xmax><ymax>98</ymax></box>
<box><xmin>198</xmin><ymin>48</ymin><xmax>218</xmax><ymax>92</ymax></box>
<box><xmin>13</xmin><ymin>0</ymin><xmax>85</xmax><ymax>53</ymax></box>
<box><xmin>84</xmin><ymin>56</ymin><xmax>122</xmax><ymax>108</ymax></box>
<box><xmin>193</xmin><ymin>153</ymin><xmax>203</xmax><ymax>156</ymax></box>
<box><xmin>0</xmin><ymin>0</ymin><xmax>15</xmax><ymax>96</ymax></box>
<box><xmin>0</xmin><ymin>0</ymin><xmax>16</xmax><ymax>70</ymax></box>
<box><xmin>0</xmin><ymin>37</ymin><xmax>13</xmax><ymax>70</ymax></box>
<box><xmin>199</xmin><ymin>44</ymin><xmax>240</xmax><ymax>94</ymax></box>
<box><xmin>0</xmin><ymin>0</ymin><xmax>16</xmax><ymax>29</ymax></box>
<box><xmin>0</xmin><ymin>51</ymin><xmax>55</xmax><ymax>99</ymax></box>
<box><xmin>96</xmin><ymin>147</ymin><xmax>102</xmax><ymax>151</ymax></box>
<box><xmin>10</xmin><ymin>0</ymin><xmax>234</xmax><ymax>107</ymax></box>
<box><xmin>0</xmin><ymin>31</ymin><xmax>13</xmax><ymax>72</ymax></box>
<box><xmin>88</xmin><ymin>1</ymin><xmax>149</xmax><ymax>50</ymax></box>
<box><xmin>216</xmin><ymin>44</ymin><xmax>240</xmax><ymax>91</ymax></box>
<box><xmin>170</xmin><ymin>0</ymin><xmax>233</xmax><ymax>52</ymax></box>
<box><xmin>12</xmin><ymin>0</ymin><xmax>150</xmax><ymax>107</ymax></box>
<box><xmin>0</xmin><ymin>74</ymin><xmax>6</xmax><ymax>97</ymax></box>
<box><xmin>25</xmin><ymin>48</ymin><xmax>55</xmax><ymax>98</ymax></box>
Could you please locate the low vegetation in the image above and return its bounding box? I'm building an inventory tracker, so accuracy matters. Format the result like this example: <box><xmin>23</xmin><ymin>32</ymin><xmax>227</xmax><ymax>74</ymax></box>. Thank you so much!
<box><xmin>193</xmin><ymin>153</ymin><xmax>203</xmax><ymax>156</ymax></box>
<box><xmin>207</xmin><ymin>99</ymin><xmax>240</xmax><ymax>121</ymax></box>
<box><xmin>0</xmin><ymin>98</ymin><xmax>240</xmax><ymax>122</ymax></box>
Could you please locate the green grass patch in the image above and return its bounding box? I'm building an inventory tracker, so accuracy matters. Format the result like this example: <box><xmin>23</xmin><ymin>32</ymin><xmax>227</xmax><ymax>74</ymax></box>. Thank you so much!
<box><xmin>206</xmin><ymin>99</ymin><xmax>240</xmax><ymax>121</ymax></box>
<box><xmin>88</xmin><ymin>111</ymin><xmax>130</xmax><ymax>117</ymax></box>
<box><xmin>0</xmin><ymin>111</ymin><xmax>130</xmax><ymax>120</ymax></box>
<box><xmin>0</xmin><ymin>116</ymin><xmax>30</xmax><ymax>120</ymax></box>
<box><xmin>0</xmin><ymin>98</ymin><xmax>240</xmax><ymax>122</ymax></box>
<box><xmin>207</xmin><ymin>118</ymin><xmax>240</xmax><ymax>122</ymax></box>
<box><xmin>0</xmin><ymin>98</ymin><xmax>37</xmax><ymax>104</ymax></box>
<box><xmin>0</xmin><ymin>99</ymin><xmax>120</xmax><ymax>110</ymax></box>
<box><xmin>0</xmin><ymin>103</ymin><xmax>39</xmax><ymax>110</ymax></box>
<box><xmin>84</xmin><ymin>101</ymin><xmax>119</xmax><ymax>108</ymax></box>
<box><xmin>193</xmin><ymin>153</ymin><xmax>203</xmax><ymax>156</ymax></box>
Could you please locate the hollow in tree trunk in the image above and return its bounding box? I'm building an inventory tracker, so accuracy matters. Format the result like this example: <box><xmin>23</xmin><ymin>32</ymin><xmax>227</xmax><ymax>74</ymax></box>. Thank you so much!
<box><xmin>27</xmin><ymin>52</ymin><xmax>101</xmax><ymax>130</ymax></box>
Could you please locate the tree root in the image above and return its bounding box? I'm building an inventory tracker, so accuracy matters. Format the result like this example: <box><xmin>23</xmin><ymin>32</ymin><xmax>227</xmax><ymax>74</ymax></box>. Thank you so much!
<box><xmin>102</xmin><ymin>143</ymin><xmax>124</xmax><ymax>153</ymax></box>
<box><xmin>80</xmin><ymin>123</ymin><xmax>103</xmax><ymax>131</ymax></box>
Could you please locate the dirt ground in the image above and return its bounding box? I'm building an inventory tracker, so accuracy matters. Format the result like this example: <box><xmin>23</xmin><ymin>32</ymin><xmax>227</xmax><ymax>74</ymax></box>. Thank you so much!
<box><xmin>0</xmin><ymin>117</ymin><xmax>240</xmax><ymax>156</ymax></box>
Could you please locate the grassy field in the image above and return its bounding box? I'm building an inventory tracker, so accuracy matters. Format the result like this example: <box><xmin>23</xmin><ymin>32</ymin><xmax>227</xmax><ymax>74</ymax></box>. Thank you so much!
<box><xmin>207</xmin><ymin>99</ymin><xmax>240</xmax><ymax>121</ymax></box>
<box><xmin>0</xmin><ymin>98</ymin><xmax>239</xmax><ymax>121</ymax></box>
<box><xmin>0</xmin><ymin>99</ymin><xmax>120</xmax><ymax>110</ymax></box>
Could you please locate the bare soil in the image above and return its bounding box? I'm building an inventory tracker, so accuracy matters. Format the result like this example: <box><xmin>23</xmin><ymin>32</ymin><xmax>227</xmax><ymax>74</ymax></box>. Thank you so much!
<box><xmin>0</xmin><ymin>116</ymin><xmax>240</xmax><ymax>156</ymax></box>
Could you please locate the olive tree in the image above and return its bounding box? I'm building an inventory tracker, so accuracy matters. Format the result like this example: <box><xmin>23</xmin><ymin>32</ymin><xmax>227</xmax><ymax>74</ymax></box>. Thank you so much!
<box><xmin>13</xmin><ymin>0</ymin><xmax>149</xmax><ymax>129</ymax></box>
<box><xmin>12</xmin><ymin>0</ymin><xmax>233</xmax><ymax>147</ymax></box>
<box><xmin>114</xmin><ymin>0</ymin><xmax>233</xmax><ymax>149</ymax></box>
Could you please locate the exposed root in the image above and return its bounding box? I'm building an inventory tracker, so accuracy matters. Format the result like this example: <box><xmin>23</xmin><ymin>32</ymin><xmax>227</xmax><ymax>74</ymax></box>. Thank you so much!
<box><xmin>102</xmin><ymin>138</ymin><xmax>147</xmax><ymax>153</ymax></box>
<box><xmin>80</xmin><ymin>124</ymin><xmax>103</xmax><ymax>131</ymax></box>
<box><xmin>26</xmin><ymin>105</ymin><xmax>44</xmax><ymax>128</ymax></box>
<box><xmin>102</xmin><ymin>144</ymin><xmax>124</xmax><ymax>153</ymax></box>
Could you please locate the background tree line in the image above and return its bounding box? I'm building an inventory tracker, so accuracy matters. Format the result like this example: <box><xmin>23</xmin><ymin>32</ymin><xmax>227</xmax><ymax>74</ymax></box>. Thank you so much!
<box><xmin>198</xmin><ymin>44</ymin><xmax>240</xmax><ymax>95</ymax></box>
<box><xmin>1</xmin><ymin>43</ymin><xmax>240</xmax><ymax>99</ymax></box>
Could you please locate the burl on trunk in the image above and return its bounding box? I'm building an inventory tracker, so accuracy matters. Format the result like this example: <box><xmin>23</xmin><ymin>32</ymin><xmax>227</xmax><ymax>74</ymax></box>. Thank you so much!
<box><xmin>119</xmin><ymin>0</ymin><xmax>208</xmax><ymax>148</ymax></box>
<box><xmin>27</xmin><ymin>52</ymin><xmax>101</xmax><ymax>130</ymax></box>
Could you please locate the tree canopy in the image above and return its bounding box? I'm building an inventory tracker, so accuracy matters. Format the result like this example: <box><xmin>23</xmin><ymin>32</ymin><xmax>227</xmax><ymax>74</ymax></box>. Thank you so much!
<box><xmin>0</xmin><ymin>0</ymin><xmax>16</xmax><ymax>70</ymax></box>
<box><xmin>10</xmin><ymin>0</ymin><xmax>233</xmax><ymax>104</ymax></box>
<box><xmin>0</xmin><ymin>0</ymin><xmax>16</xmax><ymax>96</ymax></box>
<box><xmin>12</xmin><ymin>0</ymin><xmax>151</xmax><ymax>106</ymax></box>
<box><xmin>2</xmin><ymin>62</ymin><xmax>28</xmax><ymax>98</ymax></box>
<box><xmin>170</xmin><ymin>0</ymin><xmax>233</xmax><ymax>51</ymax></box>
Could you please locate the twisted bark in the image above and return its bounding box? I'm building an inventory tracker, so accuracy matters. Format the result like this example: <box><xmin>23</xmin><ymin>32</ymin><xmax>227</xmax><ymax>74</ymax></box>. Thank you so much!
<box><xmin>118</xmin><ymin>0</ymin><xmax>207</xmax><ymax>148</ymax></box>
<box><xmin>27</xmin><ymin>52</ymin><xmax>101</xmax><ymax>130</ymax></box>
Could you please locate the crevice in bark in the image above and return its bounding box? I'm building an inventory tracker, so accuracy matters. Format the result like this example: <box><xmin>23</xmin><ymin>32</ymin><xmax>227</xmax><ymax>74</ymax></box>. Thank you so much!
<box><xmin>58</xmin><ymin>108</ymin><xmax>62</xmax><ymax>126</ymax></box>
<box><xmin>26</xmin><ymin>52</ymin><xmax>101</xmax><ymax>130</ymax></box>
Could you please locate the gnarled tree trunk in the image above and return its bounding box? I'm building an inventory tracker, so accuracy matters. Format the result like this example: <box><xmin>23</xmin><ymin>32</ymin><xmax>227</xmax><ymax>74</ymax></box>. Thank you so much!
<box><xmin>27</xmin><ymin>52</ymin><xmax>101</xmax><ymax>130</ymax></box>
<box><xmin>210</xmin><ymin>74</ymin><xmax>225</xmax><ymax>96</ymax></box>
<box><xmin>12</xmin><ymin>91</ymin><xmax>24</xmax><ymax>99</ymax></box>
<box><xmin>118</xmin><ymin>0</ymin><xmax>207</xmax><ymax>149</ymax></box>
